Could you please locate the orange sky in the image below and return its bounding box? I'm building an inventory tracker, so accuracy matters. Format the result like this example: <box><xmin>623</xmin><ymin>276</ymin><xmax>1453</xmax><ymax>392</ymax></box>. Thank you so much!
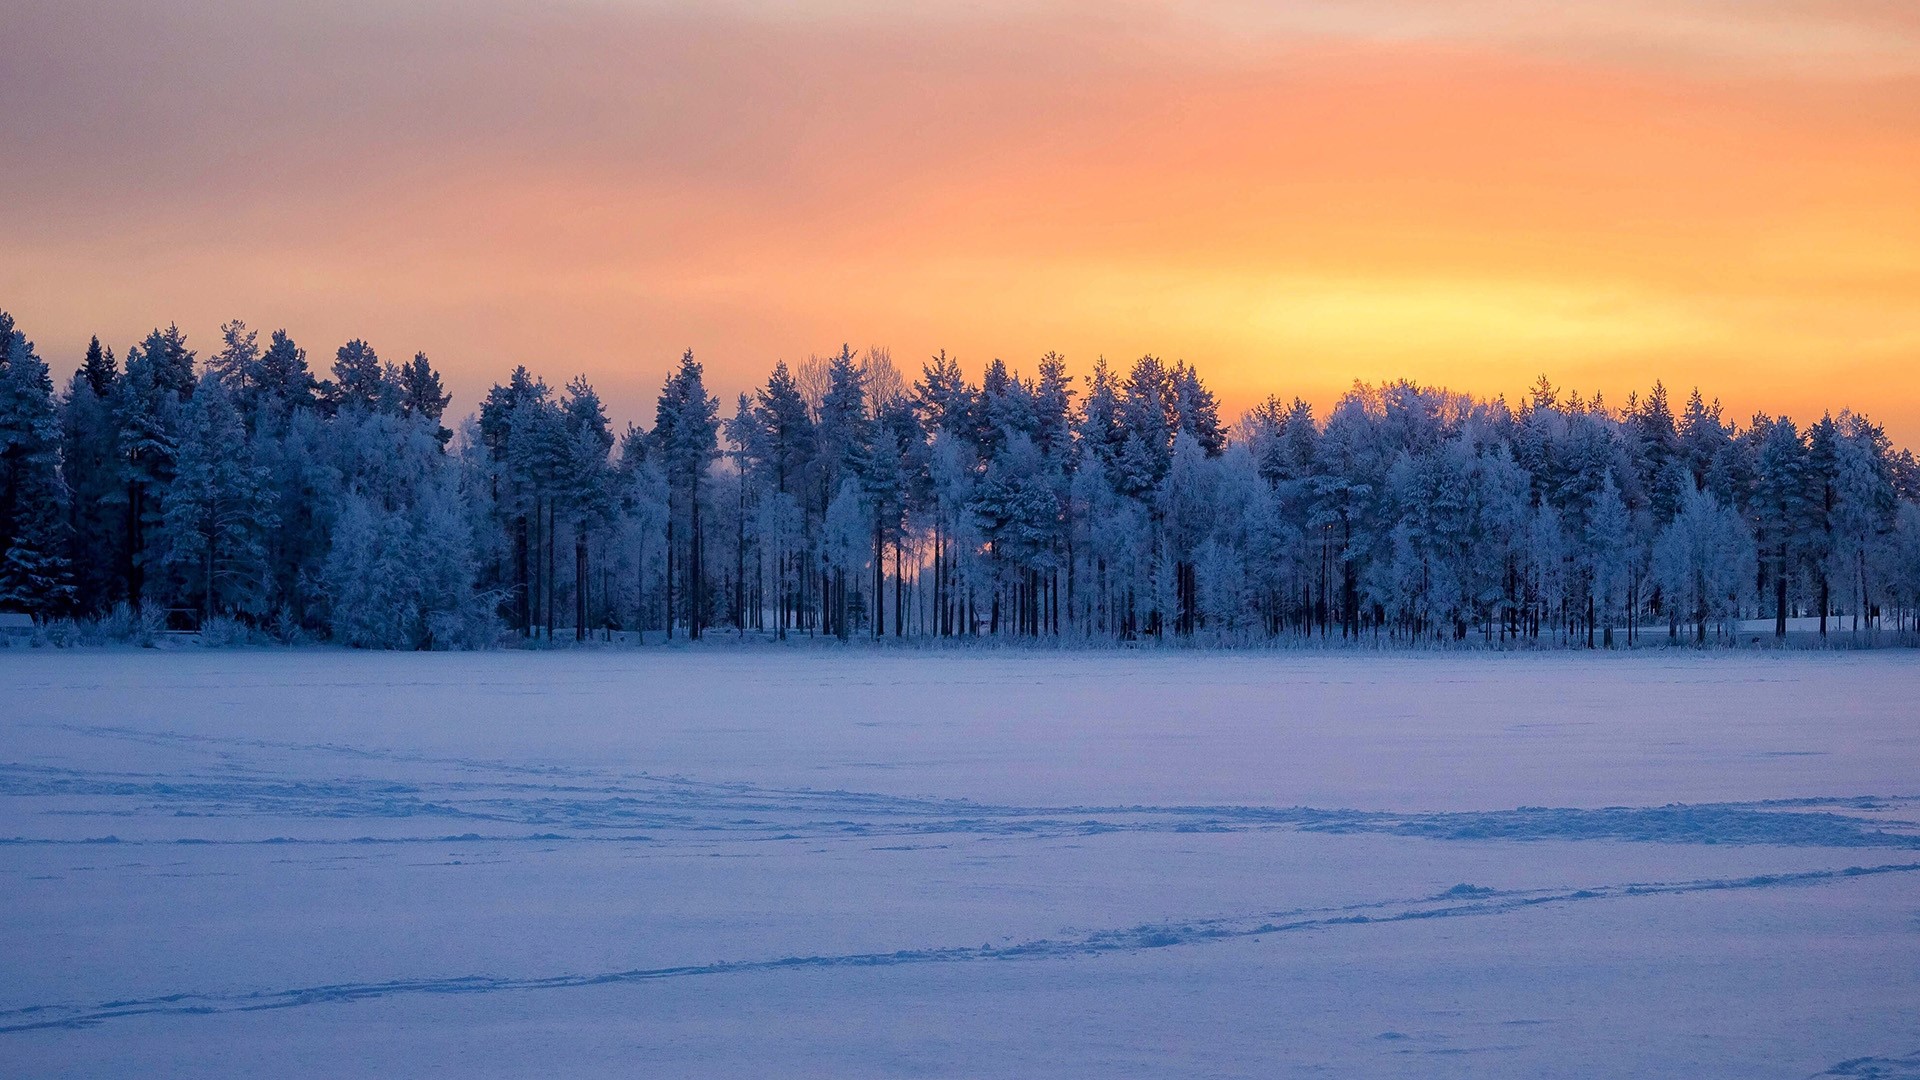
<box><xmin>4</xmin><ymin>1</ymin><xmax>1918</xmax><ymax>443</ymax></box>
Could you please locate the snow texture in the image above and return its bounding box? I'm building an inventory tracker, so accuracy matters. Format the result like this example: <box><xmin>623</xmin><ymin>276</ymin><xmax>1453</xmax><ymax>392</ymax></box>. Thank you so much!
<box><xmin>2</xmin><ymin>649</ymin><xmax>1917</xmax><ymax>1077</ymax></box>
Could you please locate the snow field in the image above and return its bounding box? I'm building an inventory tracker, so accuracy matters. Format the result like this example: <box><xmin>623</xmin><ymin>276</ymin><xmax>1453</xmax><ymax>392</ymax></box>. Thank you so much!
<box><xmin>2</xmin><ymin>649</ymin><xmax>1917</xmax><ymax>1077</ymax></box>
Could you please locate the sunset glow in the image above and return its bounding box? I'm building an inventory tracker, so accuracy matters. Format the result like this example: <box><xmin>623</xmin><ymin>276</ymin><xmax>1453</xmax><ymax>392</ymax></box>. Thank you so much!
<box><xmin>5</xmin><ymin>0</ymin><xmax>1918</xmax><ymax>437</ymax></box>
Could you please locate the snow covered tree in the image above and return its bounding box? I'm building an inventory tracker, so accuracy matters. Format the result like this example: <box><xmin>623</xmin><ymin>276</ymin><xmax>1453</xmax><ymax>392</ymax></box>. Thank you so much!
<box><xmin>1828</xmin><ymin>413</ymin><xmax>1897</xmax><ymax>635</ymax></box>
<box><xmin>0</xmin><ymin>294</ymin><xmax>1908</xmax><ymax>649</ymax></box>
<box><xmin>1653</xmin><ymin>481</ymin><xmax>1756</xmax><ymax>643</ymax></box>
<box><xmin>1750</xmin><ymin>417</ymin><xmax>1809</xmax><ymax>638</ymax></box>
<box><xmin>61</xmin><ymin>337</ymin><xmax>125</xmax><ymax>611</ymax></box>
<box><xmin>560</xmin><ymin>376</ymin><xmax>616</xmax><ymax>640</ymax></box>
<box><xmin>255</xmin><ymin>330</ymin><xmax>318</xmax><ymax>413</ymax></box>
<box><xmin>328</xmin><ymin>339</ymin><xmax>389</xmax><ymax>414</ymax></box>
<box><xmin>156</xmin><ymin>374</ymin><xmax>277</xmax><ymax>622</ymax></box>
<box><xmin>324</xmin><ymin>469</ymin><xmax>490</xmax><ymax>649</ymax></box>
<box><xmin>0</xmin><ymin>313</ymin><xmax>74</xmax><ymax>616</ymax></box>
<box><xmin>653</xmin><ymin>351</ymin><xmax>720</xmax><ymax>637</ymax></box>
<box><xmin>206</xmin><ymin>320</ymin><xmax>261</xmax><ymax>397</ymax></box>
<box><xmin>111</xmin><ymin>325</ymin><xmax>198</xmax><ymax>605</ymax></box>
<box><xmin>398</xmin><ymin>352</ymin><xmax>453</xmax><ymax>446</ymax></box>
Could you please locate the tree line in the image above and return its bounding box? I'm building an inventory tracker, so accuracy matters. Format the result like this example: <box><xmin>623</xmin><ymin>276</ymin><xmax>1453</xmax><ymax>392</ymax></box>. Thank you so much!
<box><xmin>3</xmin><ymin>307</ymin><xmax>1918</xmax><ymax>648</ymax></box>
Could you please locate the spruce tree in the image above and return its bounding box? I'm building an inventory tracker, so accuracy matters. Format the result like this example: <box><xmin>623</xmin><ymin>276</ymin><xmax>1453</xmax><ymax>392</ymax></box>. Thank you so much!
<box><xmin>113</xmin><ymin>326</ymin><xmax>198</xmax><ymax>605</ymax></box>
<box><xmin>398</xmin><ymin>352</ymin><xmax>453</xmax><ymax>446</ymax></box>
<box><xmin>561</xmin><ymin>376</ymin><xmax>615</xmax><ymax>639</ymax></box>
<box><xmin>157</xmin><ymin>375</ymin><xmax>277</xmax><ymax>622</ymax></box>
<box><xmin>81</xmin><ymin>336</ymin><xmax>117</xmax><ymax>397</ymax></box>
<box><xmin>60</xmin><ymin>345</ymin><xmax>126</xmax><ymax>613</ymax></box>
<box><xmin>207</xmin><ymin>320</ymin><xmax>262</xmax><ymax>396</ymax></box>
<box><xmin>329</xmin><ymin>339</ymin><xmax>388</xmax><ymax>414</ymax></box>
<box><xmin>653</xmin><ymin>351</ymin><xmax>719</xmax><ymax>637</ymax></box>
<box><xmin>256</xmin><ymin>330</ymin><xmax>318</xmax><ymax>411</ymax></box>
<box><xmin>0</xmin><ymin>314</ymin><xmax>74</xmax><ymax>616</ymax></box>
<box><xmin>1752</xmin><ymin>417</ymin><xmax>1809</xmax><ymax>638</ymax></box>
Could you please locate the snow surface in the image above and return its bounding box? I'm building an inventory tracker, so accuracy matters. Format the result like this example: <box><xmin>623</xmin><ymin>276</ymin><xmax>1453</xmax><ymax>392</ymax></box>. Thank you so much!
<box><xmin>2</xmin><ymin>648</ymin><xmax>1917</xmax><ymax>1078</ymax></box>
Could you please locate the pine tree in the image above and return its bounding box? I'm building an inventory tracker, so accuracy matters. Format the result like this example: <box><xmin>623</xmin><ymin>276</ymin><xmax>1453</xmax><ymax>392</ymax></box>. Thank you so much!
<box><xmin>1653</xmin><ymin>481</ymin><xmax>1756</xmax><ymax>643</ymax></box>
<box><xmin>60</xmin><ymin>341</ymin><xmax>126</xmax><ymax>613</ymax></box>
<box><xmin>813</xmin><ymin>347</ymin><xmax>871</xmax><ymax>637</ymax></box>
<box><xmin>561</xmin><ymin>376</ymin><xmax>615</xmax><ymax>640</ymax></box>
<box><xmin>1170</xmin><ymin>362</ymin><xmax>1225</xmax><ymax>457</ymax></box>
<box><xmin>1830</xmin><ymin>413</ymin><xmax>1896</xmax><ymax>634</ymax></box>
<box><xmin>207</xmin><ymin>320</ymin><xmax>262</xmax><ymax>396</ymax></box>
<box><xmin>156</xmin><ymin>375</ymin><xmax>277</xmax><ymax>622</ymax></box>
<box><xmin>256</xmin><ymin>330</ymin><xmax>318</xmax><ymax>411</ymax></box>
<box><xmin>398</xmin><ymin>352</ymin><xmax>453</xmax><ymax>446</ymax></box>
<box><xmin>1077</xmin><ymin>357</ymin><xmax>1125</xmax><ymax>475</ymax></box>
<box><xmin>1119</xmin><ymin>355</ymin><xmax>1173</xmax><ymax>485</ymax></box>
<box><xmin>1803</xmin><ymin>415</ymin><xmax>1841</xmax><ymax>634</ymax></box>
<box><xmin>653</xmin><ymin>351</ymin><xmax>720</xmax><ymax>637</ymax></box>
<box><xmin>0</xmin><ymin>313</ymin><xmax>74</xmax><ymax>616</ymax></box>
<box><xmin>325</xmin><ymin>455</ymin><xmax>488</xmax><ymax>649</ymax></box>
<box><xmin>137</xmin><ymin>324</ymin><xmax>197</xmax><ymax>401</ymax></box>
<box><xmin>1752</xmin><ymin>417</ymin><xmax>1809</xmax><ymax>638</ymax></box>
<box><xmin>1585</xmin><ymin>475</ymin><xmax>1632</xmax><ymax>647</ymax></box>
<box><xmin>109</xmin><ymin>325</ymin><xmax>202</xmax><ymax>607</ymax></box>
<box><xmin>1631</xmin><ymin>381</ymin><xmax>1682</xmax><ymax>525</ymax></box>
<box><xmin>756</xmin><ymin>360</ymin><xmax>815</xmax><ymax>497</ymax></box>
<box><xmin>328</xmin><ymin>339</ymin><xmax>389</xmax><ymax>414</ymax></box>
<box><xmin>479</xmin><ymin>367</ymin><xmax>551</xmax><ymax>636</ymax></box>
<box><xmin>80</xmin><ymin>336</ymin><xmax>117</xmax><ymax>397</ymax></box>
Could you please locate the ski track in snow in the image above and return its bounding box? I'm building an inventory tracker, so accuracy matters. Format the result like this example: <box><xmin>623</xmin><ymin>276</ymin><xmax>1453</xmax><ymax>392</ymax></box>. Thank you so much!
<box><xmin>1815</xmin><ymin>1053</ymin><xmax>1920</xmax><ymax>1079</ymax></box>
<box><xmin>4</xmin><ymin>861</ymin><xmax>1915</xmax><ymax>1035</ymax></box>
<box><xmin>6</xmin><ymin>683</ymin><xmax>1918</xmax><ymax>1073</ymax></box>
<box><xmin>5</xmin><ymin>722</ymin><xmax>1918</xmax><ymax>851</ymax></box>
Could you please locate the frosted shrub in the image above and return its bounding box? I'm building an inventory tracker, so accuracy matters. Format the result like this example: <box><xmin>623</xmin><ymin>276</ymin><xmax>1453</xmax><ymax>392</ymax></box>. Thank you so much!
<box><xmin>92</xmin><ymin>602</ymin><xmax>166</xmax><ymax>646</ymax></box>
<box><xmin>137</xmin><ymin>604</ymin><xmax>167</xmax><ymax>646</ymax></box>
<box><xmin>198</xmin><ymin>616</ymin><xmax>251</xmax><ymax>647</ymax></box>
<box><xmin>261</xmin><ymin>610</ymin><xmax>309</xmax><ymax>646</ymax></box>
<box><xmin>96</xmin><ymin>602</ymin><xmax>137</xmax><ymax>642</ymax></box>
<box><xmin>426</xmin><ymin>606</ymin><xmax>504</xmax><ymax>651</ymax></box>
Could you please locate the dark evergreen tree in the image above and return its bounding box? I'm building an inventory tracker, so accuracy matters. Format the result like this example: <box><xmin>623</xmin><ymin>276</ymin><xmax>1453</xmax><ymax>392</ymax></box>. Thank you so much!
<box><xmin>328</xmin><ymin>339</ymin><xmax>388</xmax><ymax>414</ymax></box>
<box><xmin>653</xmin><ymin>351</ymin><xmax>720</xmax><ymax>638</ymax></box>
<box><xmin>207</xmin><ymin>320</ymin><xmax>262</xmax><ymax>396</ymax></box>
<box><xmin>61</xmin><ymin>337</ymin><xmax>126</xmax><ymax>611</ymax></box>
<box><xmin>80</xmin><ymin>336</ymin><xmax>117</xmax><ymax>397</ymax></box>
<box><xmin>156</xmin><ymin>375</ymin><xmax>277</xmax><ymax>622</ymax></box>
<box><xmin>0</xmin><ymin>313</ymin><xmax>74</xmax><ymax>616</ymax></box>
<box><xmin>398</xmin><ymin>352</ymin><xmax>454</xmax><ymax>446</ymax></box>
<box><xmin>561</xmin><ymin>376</ymin><xmax>616</xmax><ymax>640</ymax></box>
<box><xmin>1804</xmin><ymin>414</ymin><xmax>1841</xmax><ymax>635</ymax></box>
<box><xmin>113</xmin><ymin>326</ymin><xmax>197</xmax><ymax>606</ymax></box>
<box><xmin>256</xmin><ymin>330</ymin><xmax>319</xmax><ymax>412</ymax></box>
<box><xmin>1751</xmin><ymin>416</ymin><xmax>1809</xmax><ymax>638</ymax></box>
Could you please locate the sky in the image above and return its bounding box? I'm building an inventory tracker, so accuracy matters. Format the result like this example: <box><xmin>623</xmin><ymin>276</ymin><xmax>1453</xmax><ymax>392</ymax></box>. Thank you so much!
<box><xmin>3</xmin><ymin>0</ymin><xmax>1918</xmax><ymax>443</ymax></box>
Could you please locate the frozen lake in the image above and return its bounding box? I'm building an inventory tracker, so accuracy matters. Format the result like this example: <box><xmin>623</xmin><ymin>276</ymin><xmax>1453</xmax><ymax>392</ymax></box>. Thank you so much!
<box><xmin>3</xmin><ymin>649</ymin><xmax>1918</xmax><ymax>1077</ymax></box>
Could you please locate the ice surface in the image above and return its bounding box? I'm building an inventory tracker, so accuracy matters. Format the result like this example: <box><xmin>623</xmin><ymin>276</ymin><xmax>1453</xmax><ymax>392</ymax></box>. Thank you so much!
<box><xmin>2</xmin><ymin>649</ymin><xmax>1917</xmax><ymax>1077</ymax></box>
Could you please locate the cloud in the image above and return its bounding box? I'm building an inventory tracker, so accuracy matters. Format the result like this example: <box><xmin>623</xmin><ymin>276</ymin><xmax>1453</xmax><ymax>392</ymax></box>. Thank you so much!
<box><xmin>2</xmin><ymin>0</ymin><xmax>1917</xmax><ymax>440</ymax></box>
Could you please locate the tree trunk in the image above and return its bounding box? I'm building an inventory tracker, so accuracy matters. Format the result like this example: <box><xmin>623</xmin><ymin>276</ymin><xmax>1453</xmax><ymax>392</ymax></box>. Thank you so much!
<box><xmin>515</xmin><ymin>513</ymin><xmax>530</xmax><ymax>637</ymax></box>
<box><xmin>546</xmin><ymin>498</ymin><xmax>556</xmax><ymax>641</ymax></box>
<box><xmin>1775</xmin><ymin>558</ymin><xmax>1788</xmax><ymax>639</ymax></box>
<box><xmin>125</xmin><ymin>480</ymin><xmax>143</xmax><ymax>608</ymax></box>
<box><xmin>690</xmin><ymin>482</ymin><xmax>702</xmax><ymax>639</ymax></box>
<box><xmin>575</xmin><ymin>521</ymin><xmax>588</xmax><ymax>642</ymax></box>
<box><xmin>1696</xmin><ymin>567</ymin><xmax>1708</xmax><ymax>644</ymax></box>
<box><xmin>204</xmin><ymin>519</ymin><xmax>216</xmax><ymax>626</ymax></box>
<box><xmin>736</xmin><ymin>484</ymin><xmax>746</xmax><ymax>636</ymax></box>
